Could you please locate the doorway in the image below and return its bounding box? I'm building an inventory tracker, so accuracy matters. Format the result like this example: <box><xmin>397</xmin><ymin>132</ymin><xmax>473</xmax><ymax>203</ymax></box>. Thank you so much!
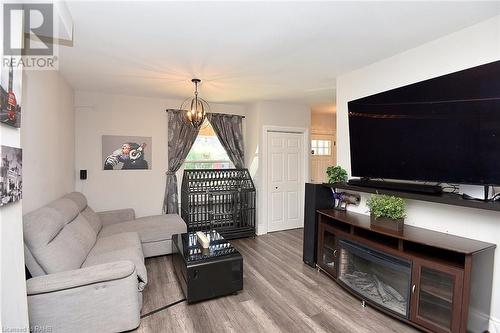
<box><xmin>310</xmin><ymin>105</ymin><xmax>337</xmax><ymax>183</ymax></box>
<box><xmin>264</xmin><ymin>129</ymin><xmax>307</xmax><ymax>233</ymax></box>
<box><xmin>310</xmin><ymin>133</ymin><xmax>336</xmax><ymax>183</ymax></box>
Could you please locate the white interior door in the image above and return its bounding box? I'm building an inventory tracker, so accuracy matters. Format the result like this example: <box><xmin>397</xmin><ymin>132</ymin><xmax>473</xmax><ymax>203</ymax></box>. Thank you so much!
<box><xmin>267</xmin><ymin>132</ymin><xmax>304</xmax><ymax>232</ymax></box>
<box><xmin>310</xmin><ymin>134</ymin><xmax>336</xmax><ymax>183</ymax></box>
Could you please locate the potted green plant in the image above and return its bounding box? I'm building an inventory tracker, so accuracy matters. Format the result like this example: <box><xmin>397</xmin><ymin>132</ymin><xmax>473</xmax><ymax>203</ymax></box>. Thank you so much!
<box><xmin>366</xmin><ymin>194</ymin><xmax>406</xmax><ymax>232</ymax></box>
<box><xmin>326</xmin><ymin>166</ymin><xmax>348</xmax><ymax>184</ymax></box>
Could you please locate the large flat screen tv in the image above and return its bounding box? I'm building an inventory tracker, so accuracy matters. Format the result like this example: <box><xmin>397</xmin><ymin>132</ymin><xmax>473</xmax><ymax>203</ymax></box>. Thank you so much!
<box><xmin>348</xmin><ymin>60</ymin><xmax>500</xmax><ymax>186</ymax></box>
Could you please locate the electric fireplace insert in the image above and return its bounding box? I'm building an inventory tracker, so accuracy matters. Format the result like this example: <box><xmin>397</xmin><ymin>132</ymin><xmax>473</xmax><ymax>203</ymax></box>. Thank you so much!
<box><xmin>337</xmin><ymin>239</ymin><xmax>412</xmax><ymax>319</ymax></box>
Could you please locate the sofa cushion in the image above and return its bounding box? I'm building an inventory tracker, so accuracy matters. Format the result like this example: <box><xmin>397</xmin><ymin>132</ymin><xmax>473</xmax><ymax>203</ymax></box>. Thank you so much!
<box><xmin>82</xmin><ymin>232</ymin><xmax>147</xmax><ymax>291</ymax></box>
<box><xmin>81</xmin><ymin>206</ymin><xmax>102</xmax><ymax>234</ymax></box>
<box><xmin>63</xmin><ymin>192</ymin><xmax>88</xmax><ymax>212</ymax></box>
<box><xmin>24</xmin><ymin>198</ymin><xmax>80</xmax><ymax>248</ymax></box>
<box><xmin>98</xmin><ymin>214</ymin><xmax>186</xmax><ymax>244</ymax></box>
<box><xmin>24</xmin><ymin>198</ymin><xmax>98</xmax><ymax>274</ymax></box>
<box><xmin>33</xmin><ymin>214</ymin><xmax>97</xmax><ymax>274</ymax></box>
<box><xmin>64</xmin><ymin>192</ymin><xmax>103</xmax><ymax>234</ymax></box>
<box><xmin>24</xmin><ymin>245</ymin><xmax>46</xmax><ymax>277</ymax></box>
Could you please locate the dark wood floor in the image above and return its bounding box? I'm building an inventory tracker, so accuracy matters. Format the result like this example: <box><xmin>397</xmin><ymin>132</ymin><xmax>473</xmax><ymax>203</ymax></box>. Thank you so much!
<box><xmin>135</xmin><ymin>229</ymin><xmax>418</xmax><ymax>333</ymax></box>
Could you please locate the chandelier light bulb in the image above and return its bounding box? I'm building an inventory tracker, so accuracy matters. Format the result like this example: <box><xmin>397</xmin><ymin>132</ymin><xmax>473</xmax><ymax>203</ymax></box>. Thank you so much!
<box><xmin>180</xmin><ymin>78</ymin><xmax>209</xmax><ymax>129</ymax></box>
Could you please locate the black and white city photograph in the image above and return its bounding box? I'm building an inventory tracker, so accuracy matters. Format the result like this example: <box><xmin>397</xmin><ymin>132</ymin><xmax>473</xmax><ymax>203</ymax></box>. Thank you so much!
<box><xmin>0</xmin><ymin>145</ymin><xmax>22</xmax><ymax>206</ymax></box>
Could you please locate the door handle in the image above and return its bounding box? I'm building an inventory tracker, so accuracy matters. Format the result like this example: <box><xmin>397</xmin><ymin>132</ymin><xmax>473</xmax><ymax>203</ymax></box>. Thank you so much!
<box><xmin>333</xmin><ymin>249</ymin><xmax>338</xmax><ymax>258</ymax></box>
<box><xmin>412</xmin><ymin>284</ymin><xmax>416</xmax><ymax>293</ymax></box>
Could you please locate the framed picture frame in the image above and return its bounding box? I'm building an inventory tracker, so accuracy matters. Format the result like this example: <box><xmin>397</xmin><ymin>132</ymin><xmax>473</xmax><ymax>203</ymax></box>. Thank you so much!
<box><xmin>102</xmin><ymin>135</ymin><xmax>152</xmax><ymax>170</ymax></box>
<box><xmin>0</xmin><ymin>57</ymin><xmax>22</xmax><ymax>128</ymax></box>
<box><xmin>0</xmin><ymin>145</ymin><xmax>22</xmax><ymax>206</ymax></box>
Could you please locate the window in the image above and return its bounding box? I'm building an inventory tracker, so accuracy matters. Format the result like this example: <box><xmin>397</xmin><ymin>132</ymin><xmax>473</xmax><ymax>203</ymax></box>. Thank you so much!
<box><xmin>311</xmin><ymin>139</ymin><xmax>332</xmax><ymax>156</ymax></box>
<box><xmin>184</xmin><ymin>120</ymin><xmax>233</xmax><ymax>169</ymax></box>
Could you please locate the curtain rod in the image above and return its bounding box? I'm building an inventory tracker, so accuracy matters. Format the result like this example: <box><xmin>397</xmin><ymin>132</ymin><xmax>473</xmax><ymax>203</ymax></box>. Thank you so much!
<box><xmin>165</xmin><ymin>109</ymin><xmax>245</xmax><ymax>118</ymax></box>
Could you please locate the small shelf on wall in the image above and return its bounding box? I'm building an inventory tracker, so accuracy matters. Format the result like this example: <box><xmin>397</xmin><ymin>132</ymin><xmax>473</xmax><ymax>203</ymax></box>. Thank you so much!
<box><xmin>324</xmin><ymin>182</ymin><xmax>500</xmax><ymax>213</ymax></box>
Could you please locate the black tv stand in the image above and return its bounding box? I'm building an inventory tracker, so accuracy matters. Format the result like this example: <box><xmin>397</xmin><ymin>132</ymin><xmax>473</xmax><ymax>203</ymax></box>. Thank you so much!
<box><xmin>348</xmin><ymin>179</ymin><xmax>442</xmax><ymax>195</ymax></box>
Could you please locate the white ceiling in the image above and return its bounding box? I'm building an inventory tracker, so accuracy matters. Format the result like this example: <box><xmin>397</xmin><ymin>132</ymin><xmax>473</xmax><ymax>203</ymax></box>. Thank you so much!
<box><xmin>59</xmin><ymin>1</ymin><xmax>500</xmax><ymax>106</ymax></box>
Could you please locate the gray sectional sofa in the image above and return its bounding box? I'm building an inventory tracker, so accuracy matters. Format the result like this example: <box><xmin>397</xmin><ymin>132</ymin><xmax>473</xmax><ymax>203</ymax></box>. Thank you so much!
<box><xmin>23</xmin><ymin>192</ymin><xmax>186</xmax><ymax>333</ymax></box>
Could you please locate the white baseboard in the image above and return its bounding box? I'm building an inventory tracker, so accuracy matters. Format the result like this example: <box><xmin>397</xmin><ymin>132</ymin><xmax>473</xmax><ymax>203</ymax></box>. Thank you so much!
<box><xmin>469</xmin><ymin>307</ymin><xmax>498</xmax><ymax>333</ymax></box>
<box><xmin>490</xmin><ymin>316</ymin><xmax>500</xmax><ymax>333</ymax></box>
<box><xmin>256</xmin><ymin>224</ymin><xmax>267</xmax><ymax>236</ymax></box>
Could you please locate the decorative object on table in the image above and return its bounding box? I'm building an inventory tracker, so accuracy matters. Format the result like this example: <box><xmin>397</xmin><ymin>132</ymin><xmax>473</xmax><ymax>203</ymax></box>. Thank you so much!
<box><xmin>0</xmin><ymin>145</ymin><xmax>22</xmax><ymax>206</ymax></box>
<box><xmin>180</xmin><ymin>78</ymin><xmax>210</xmax><ymax>129</ymax></box>
<box><xmin>367</xmin><ymin>194</ymin><xmax>406</xmax><ymax>232</ymax></box>
<box><xmin>196</xmin><ymin>231</ymin><xmax>210</xmax><ymax>248</ymax></box>
<box><xmin>0</xmin><ymin>57</ymin><xmax>22</xmax><ymax>128</ymax></box>
<box><xmin>331</xmin><ymin>190</ymin><xmax>360</xmax><ymax>210</ymax></box>
<box><xmin>181</xmin><ymin>169</ymin><xmax>256</xmax><ymax>239</ymax></box>
<box><xmin>102</xmin><ymin>135</ymin><xmax>152</xmax><ymax>170</ymax></box>
<box><xmin>326</xmin><ymin>165</ymin><xmax>348</xmax><ymax>184</ymax></box>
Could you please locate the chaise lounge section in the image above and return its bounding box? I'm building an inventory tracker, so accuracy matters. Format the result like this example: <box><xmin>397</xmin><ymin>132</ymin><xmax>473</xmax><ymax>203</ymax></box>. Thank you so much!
<box><xmin>23</xmin><ymin>192</ymin><xmax>186</xmax><ymax>333</ymax></box>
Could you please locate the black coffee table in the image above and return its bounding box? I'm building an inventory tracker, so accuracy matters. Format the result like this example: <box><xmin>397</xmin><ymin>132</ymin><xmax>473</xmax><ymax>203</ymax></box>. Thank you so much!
<box><xmin>172</xmin><ymin>230</ymin><xmax>243</xmax><ymax>303</ymax></box>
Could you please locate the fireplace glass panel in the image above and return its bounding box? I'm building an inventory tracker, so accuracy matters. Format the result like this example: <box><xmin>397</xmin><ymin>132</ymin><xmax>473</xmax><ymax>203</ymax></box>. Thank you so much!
<box><xmin>417</xmin><ymin>267</ymin><xmax>454</xmax><ymax>330</ymax></box>
<box><xmin>338</xmin><ymin>240</ymin><xmax>411</xmax><ymax>318</ymax></box>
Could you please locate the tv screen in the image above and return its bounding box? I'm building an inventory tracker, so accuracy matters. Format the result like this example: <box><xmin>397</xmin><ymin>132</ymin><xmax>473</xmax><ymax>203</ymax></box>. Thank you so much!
<box><xmin>348</xmin><ymin>60</ymin><xmax>500</xmax><ymax>186</ymax></box>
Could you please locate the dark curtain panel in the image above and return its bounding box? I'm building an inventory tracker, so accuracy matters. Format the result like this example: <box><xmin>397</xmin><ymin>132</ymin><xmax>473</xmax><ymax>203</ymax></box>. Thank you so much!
<box><xmin>207</xmin><ymin>113</ymin><xmax>245</xmax><ymax>168</ymax></box>
<box><xmin>163</xmin><ymin>110</ymin><xmax>199</xmax><ymax>214</ymax></box>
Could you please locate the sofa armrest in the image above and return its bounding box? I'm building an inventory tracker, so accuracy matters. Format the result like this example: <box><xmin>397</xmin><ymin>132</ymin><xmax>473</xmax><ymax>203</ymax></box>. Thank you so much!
<box><xmin>97</xmin><ymin>208</ymin><xmax>136</xmax><ymax>226</ymax></box>
<box><xmin>27</xmin><ymin>261</ymin><xmax>135</xmax><ymax>295</ymax></box>
<box><xmin>27</xmin><ymin>261</ymin><xmax>141</xmax><ymax>333</ymax></box>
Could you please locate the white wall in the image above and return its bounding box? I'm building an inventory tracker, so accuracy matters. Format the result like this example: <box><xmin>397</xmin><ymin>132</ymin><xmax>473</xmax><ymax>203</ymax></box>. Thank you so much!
<box><xmin>1</xmin><ymin>69</ymin><xmax>75</xmax><ymax>330</ymax></box>
<box><xmin>336</xmin><ymin>15</ymin><xmax>500</xmax><ymax>331</ymax></box>
<box><xmin>0</xmin><ymin>116</ymin><xmax>28</xmax><ymax>330</ymax></box>
<box><xmin>0</xmin><ymin>6</ymin><xmax>27</xmax><ymax>329</ymax></box>
<box><xmin>245</xmin><ymin>101</ymin><xmax>311</xmax><ymax>234</ymax></box>
<box><xmin>245</xmin><ymin>101</ymin><xmax>312</xmax><ymax>165</ymax></box>
<box><xmin>74</xmin><ymin>91</ymin><xmax>247</xmax><ymax>217</ymax></box>
<box><xmin>245</xmin><ymin>103</ymin><xmax>260</xmax><ymax>182</ymax></box>
<box><xmin>22</xmin><ymin>71</ymin><xmax>75</xmax><ymax>214</ymax></box>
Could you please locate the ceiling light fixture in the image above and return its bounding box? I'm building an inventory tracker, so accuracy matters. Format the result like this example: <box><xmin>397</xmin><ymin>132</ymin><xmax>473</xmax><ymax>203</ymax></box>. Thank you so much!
<box><xmin>180</xmin><ymin>78</ymin><xmax>209</xmax><ymax>129</ymax></box>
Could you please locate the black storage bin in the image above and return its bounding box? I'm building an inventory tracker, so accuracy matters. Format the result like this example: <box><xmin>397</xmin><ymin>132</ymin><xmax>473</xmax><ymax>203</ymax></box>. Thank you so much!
<box><xmin>181</xmin><ymin>169</ymin><xmax>256</xmax><ymax>239</ymax></box>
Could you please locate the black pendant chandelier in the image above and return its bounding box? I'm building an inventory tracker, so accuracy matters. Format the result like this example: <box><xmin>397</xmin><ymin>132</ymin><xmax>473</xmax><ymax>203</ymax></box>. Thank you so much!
<box><xmin>180</xmin><ymin>78</ymin><xmax>210</xmax><ymax>129</ymax></box>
